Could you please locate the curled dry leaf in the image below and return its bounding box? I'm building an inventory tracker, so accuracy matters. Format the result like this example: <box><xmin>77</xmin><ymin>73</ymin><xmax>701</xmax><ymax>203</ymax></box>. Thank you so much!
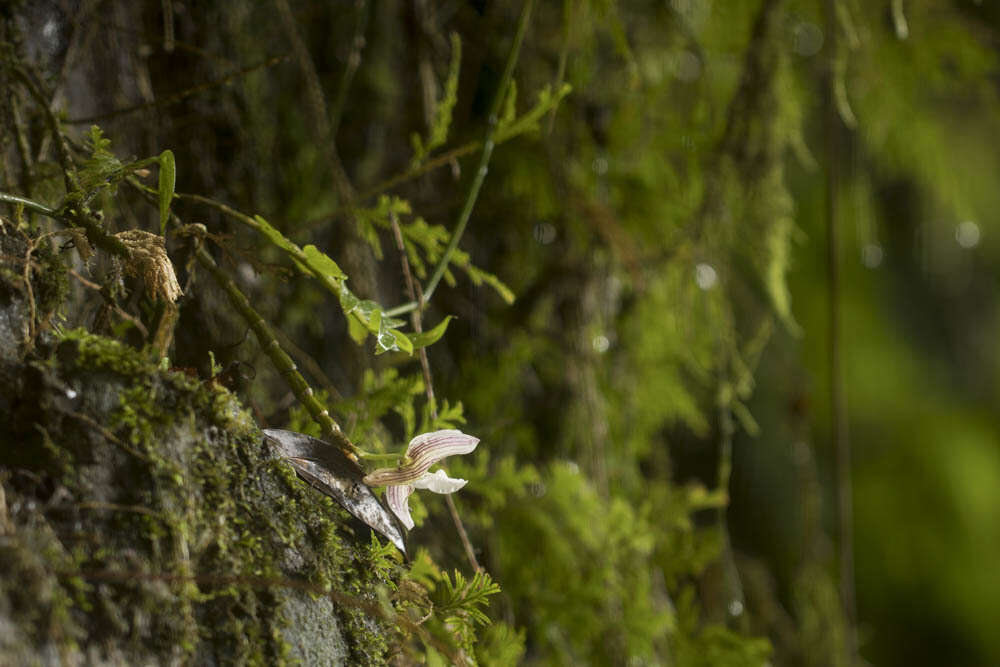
<box><xmin>114</xmin><ymin>229</ymin><xmax>182</xmax><ymax>303</ymax></box>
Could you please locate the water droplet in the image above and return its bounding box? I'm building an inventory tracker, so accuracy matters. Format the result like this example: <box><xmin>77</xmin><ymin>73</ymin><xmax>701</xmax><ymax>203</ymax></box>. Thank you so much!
<box><xmin>695</xmin><ymin>263</ymin><xmax>717</xmax><ymax>290</ymax></box>
<box><xmin>592</xmin><ymin>157</ymin><xmax>609</xmax><ymax>175</ymax></box>
<box><xmin>42</xmin><ymin>20</ymin><xmax>58</xmax><ymax>42</ymax></box>
<box><xmin>956</xmin><ymin>220</ymin><xmax>980</xmax><ymax>248</ymax></box>
<box><xmin>728</xmin><ymin>599</ymin><xmax>744</xmax><ymax>617</ymax></box>
<box><xmin>792</xmin><ymin>22</ymin><xmax>824</xmax><ymax>57</ymax></box>
<box><xmin>861</xmin><ymin>243</ymin><xmax>883</xmax><ymax>268</ymax></box>
<box><xmin>237</xmin><ymin>262</ymin><xmax>260</xmax><ymax>286</ymax></box>
<box><xmin>533</xmin><ymin>222</ymin><xmax>557</xmax><ymax>245</ymax></box>
<box><xmin>592</xmin><ymin>334</ymin><xmax>610</xmax><ymax>354</ymax></box>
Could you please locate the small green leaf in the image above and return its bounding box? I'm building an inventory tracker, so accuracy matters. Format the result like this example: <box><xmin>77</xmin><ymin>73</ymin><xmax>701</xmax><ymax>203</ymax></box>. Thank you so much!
<box><xmin>391</xmin><ymin>328</ymin><xmax>414</xmax><ymax>355</ymax></box>
<box><xmin>408</xmin><ymin>315</ymin><xmax>454</xmax><ymax>349</ymax></box>
<box><xmin>368</xmin><ymin>307</ymin><xmax>383</xmax><ymax>334</ymax></box>
<box><xmin>254</xmin><ymin>214</ymin><xmax>300</xmax><ymax>255</ymax></box>
<box><xmin>339</xmin><ymin>284</ymin><xmax>361</xmax><ymax>313</ymax></box>
<box><xmin>347</xmin><ymin>315</ymin><xmax>369</xmax><ymax>344</ymax></box>
<box><xmin>158</xmin><ymin>150</ymin><xmax>176</xmax><ymax>235</ymax></box>
<box><xmin>302</xmin><ymin>244</ymin><xmax>347</xmax><ymax>281</ymax></box>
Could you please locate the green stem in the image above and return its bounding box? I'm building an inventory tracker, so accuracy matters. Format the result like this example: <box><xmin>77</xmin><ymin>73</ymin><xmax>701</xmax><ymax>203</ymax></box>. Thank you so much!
<box><xmin>0</xmin><ymin>192</ymin><xmax>57</xmax><ymax>217</ymax></box>
<box><xmin>128</xmin><ymin>185</ymin><xmax>358</xmax><ymax>458</ymax></box>
<box><xmin>419</xmin><ymin>0</ymin><xmax>535</xmax><ymax>308</ymax></box>
<box><xmin>193</xmin><ymin>243</ymin><xmax>358</xmax><ymax>458</ymax></box>
<box><xmin>175</xmin><ymin>192</ymin><xmax>343</xmax><ymax>295</ymax></box>
<box><xmin>329</xmin><ymin>0</ymin><xmax>370</xmax><ymax>140</ymax></box>
<box><xmin>0</xmin><ymin>192</ymin><xmax>131</xmax><ymax>259</ymax></box>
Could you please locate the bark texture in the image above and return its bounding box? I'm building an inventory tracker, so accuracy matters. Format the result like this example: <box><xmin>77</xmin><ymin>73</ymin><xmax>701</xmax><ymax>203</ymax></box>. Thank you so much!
<box><xmin>0</xmin><ymin>231</ymin><xmax>388</xmax><ymax>665</ymax></box>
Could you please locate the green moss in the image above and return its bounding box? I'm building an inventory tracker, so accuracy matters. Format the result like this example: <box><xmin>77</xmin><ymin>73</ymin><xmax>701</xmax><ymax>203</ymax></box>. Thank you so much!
<box><xmin>57</xmin><ymin>328</ymin><xmax>154</xmax><ymax>376</ymax></box>
<box><xmin>0</xmin><ymin>332</ymin><xmax>394</xmax><ymax>664</ymax></box>
<box><xmin>30</xmin><ymin>239</ymin><xmax>69</xmax><ymax>320</ymax></box>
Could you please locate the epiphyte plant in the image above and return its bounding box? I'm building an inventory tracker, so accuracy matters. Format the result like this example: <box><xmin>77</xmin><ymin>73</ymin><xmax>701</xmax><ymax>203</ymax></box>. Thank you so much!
<box><xmin>362</xmin><ymin>429</ymin><xmax>481</xmax><ymax>530</ymax></box>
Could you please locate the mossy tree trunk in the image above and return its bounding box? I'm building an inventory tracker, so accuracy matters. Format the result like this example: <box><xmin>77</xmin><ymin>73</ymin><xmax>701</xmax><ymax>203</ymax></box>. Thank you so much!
<box><xmin>0</xmin><ymin>231</ymin><xmax>391</xmax><ymax>665</ymax></box>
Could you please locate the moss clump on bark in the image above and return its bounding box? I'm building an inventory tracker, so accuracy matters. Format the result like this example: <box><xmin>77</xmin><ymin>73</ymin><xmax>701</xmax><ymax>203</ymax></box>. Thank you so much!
<box><xmin>0</xmin><ymin>328</ymin><xmax>393</xmax><ymax>665</ymax></box>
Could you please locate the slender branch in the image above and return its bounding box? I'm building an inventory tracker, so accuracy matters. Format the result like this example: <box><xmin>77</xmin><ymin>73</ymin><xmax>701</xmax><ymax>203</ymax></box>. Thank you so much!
<box><xmin>11</xmin><ymin>94</ymin><xmax>35</xmax><ymax>202</ymax></box>
<box><xmin>390</xmin><ymin>212</ymin><xmax>435</xmax><ymax>411</ymax></box>
<box><xmin>715</xmin><ymin>351</ymin><xmax>747</xmax><ymax>632</ymax></box>
<box><xmin>271</xmin><ymin>324</ymin><xmax>343</xmax><ymax>401</ymax></box>
<box><xmin>382</xmin><ymin>1</ymin><xmax>536</xmax><ymax>320</ymax></box>
<box><xmin>10</xmin><ymin>66</ymin><xmax>77</xmax><ymax>193</ymax></box>
<box><xmin>547</xmin><ymin>0</ymin><xmax>575</xmax><ymax>134</ymax></box>
<box><xmin>175</xmin><ymin>192</ymin><xmax>346</xmax><ymax>297</ymax></box>
<box><xmin>358</xmin><ymin>141</ymin><xmax>480</xmax><ymax>204</ymax></box>
<box><xmin>273</xmin><ymin>0</ymin><xmax>357</xmax><ymax>210</ymax></box>
<box><xmin>194</xmin><ymin>242</ymin><xmax>358</xmax><ymax>458</ymax></box>
<box><xmin>161</xmin><ymin>0</ymin><xmax>175</xmax><ymax>52</ymax></box>
<box><xmin>0</xmin><ymin>192</ymin><xmax>131</xmax><ymax>258</ymax></box>
<box><xmin>824</xmin><ymin>0</ymin><xmax>858</xmax><ymax>662</ymax></box>
<box><xmin>420</xmin><ymin>0</ymin><xmax>535</xmax><ymax>308</ymax></box>
<box><xmin>66</xmin><ymin>56</ymin><xmax>289</xmax><ymax>125</ymax></box>
<box><xmin>329</xmin><ymin>0</ymin><xmax>370</xmax><ymax>140</ymax></box>
<box><xmin>391</xmin><ymin>212</ymin><xmax>481</xmax><ymax>573</ymax></box>
<box><xmin>176</xmin><ymin>192</ymin><xmax>267</xmax><ymax>232</ymax></box>
<box><xmin>0</xmin><ymin>192</ymin><xmax>57</xmax><ymax>218</ymax></box>
<box><xmin>133</xmin><ymin>186</ymin><xmax>360</xmax><ymax>459</ymax></box>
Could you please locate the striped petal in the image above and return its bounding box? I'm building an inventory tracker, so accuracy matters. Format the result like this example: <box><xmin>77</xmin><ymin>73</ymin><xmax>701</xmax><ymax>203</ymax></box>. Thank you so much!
<box><xmin>363</xmin><ymin>429</ymin><xmax>479</xmax><ymax>486</ymax></box>
<box><xmin>386</xmin><ymin>484</ymin><xmax>415</xmax><ymax>530</ymax></box>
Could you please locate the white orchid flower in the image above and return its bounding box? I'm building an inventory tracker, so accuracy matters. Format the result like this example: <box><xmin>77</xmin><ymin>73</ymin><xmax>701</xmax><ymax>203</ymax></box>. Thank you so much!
<box><xmin>363</xmin><ymin>429</ymin><xmax>479</xmax><ymax>530</ymax></box>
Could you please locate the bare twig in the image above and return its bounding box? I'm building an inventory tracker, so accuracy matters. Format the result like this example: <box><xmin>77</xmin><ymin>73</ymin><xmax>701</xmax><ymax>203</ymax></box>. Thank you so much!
<box><xmin>10</xmin><ymin>93</ymin><xmax>35</xmax><ymax>201</ymax></box>
<box><xmin>189</xmin><ymin>227</ymin><xmax>359</xmax><ymax>458</ymax></box>
<box><xmin>358</xmin><ymin>141</ymin><xmax>480</xmax><ymax>205</ymax></box>
<box><xmin>66</xmin><ymin>56</ymin><xmax>289</xmax><ymax>125</ymax></box>
<box><xmin>390</xmin><ymin>213</ymin><xmax>481</xmax><ymax>573</ymax></box>
<box><xmin>329</xmin><ymin>0</ymin><xmax>370</xmax><ymax>140</ymax></box>
<box><xmin>20</xmin><ymin>236</ymin><xmax>38</xmax><ymax>346</ymax></box>
<box><xmin>385</xmin><ymin>0</ymin><xmax>535</xmax><ymax>320</ymax></box>
<box><xmin>420</xmin><ymin>0</ymin><xmax>534</xmax><ymax>306</ymax></box>
<box><xmin>68</xmin><ymin>268</ymin><xmax>150</xmax><ymax>338</ymax></box>
<box><xmin>547</xmin><ymin>0</ymin><xmax>576</xmax><ymax>134</ymax></box>
<box><xmin>272</xmin><ymin>0</ymin><xmax>357</xmax><ymax>211</ymax></box>
<box><xmin>824</xmin><ymin>0</ymin><xmax>858</xmax><ymax>662</ymax></box>
<box><xmin>10</xmin><ymin>66</ymin><xmax>77</xmax><ymax>193</ymax></box>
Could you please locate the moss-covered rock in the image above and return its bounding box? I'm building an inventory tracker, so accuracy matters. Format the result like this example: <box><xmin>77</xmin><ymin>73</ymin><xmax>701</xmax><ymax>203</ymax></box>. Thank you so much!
<box><xmin>0</xmin><ymin>329</ymin><xmax>393</xmax><ymax>665</ymax></box>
